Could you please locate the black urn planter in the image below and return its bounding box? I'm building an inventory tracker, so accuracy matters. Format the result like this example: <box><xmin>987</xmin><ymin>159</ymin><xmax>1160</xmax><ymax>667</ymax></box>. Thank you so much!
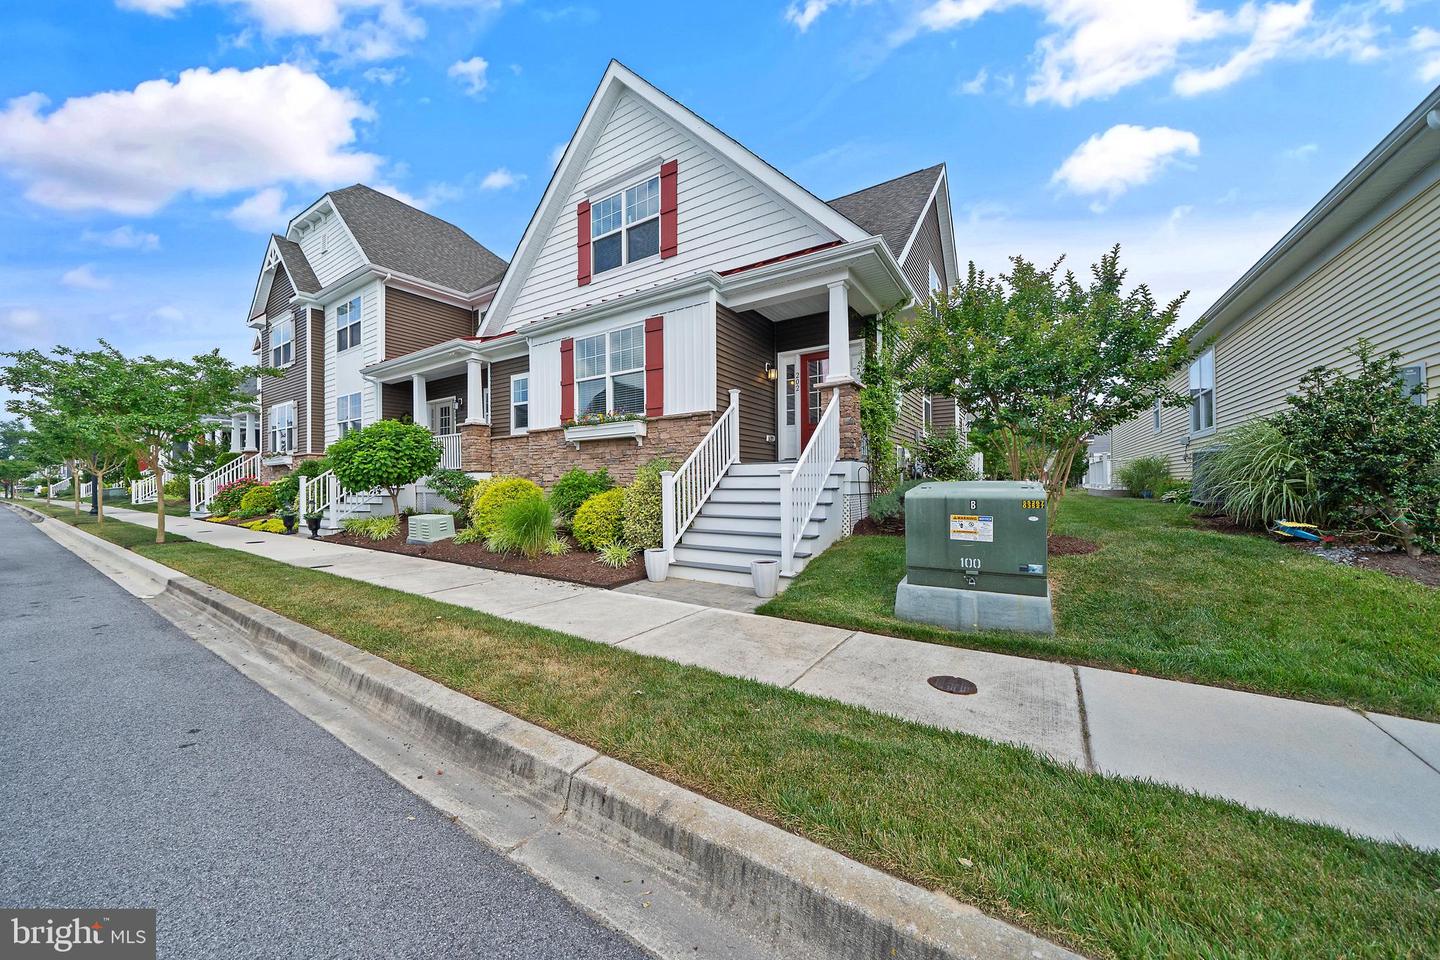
<box><xmin>306</xmin><ymin>515</ymin><xmax>323</xmax><ymax>537</ymax></box>
<box><xmin>280</xmin><ymin>512</ymin><xmax>298</xmax><ymax>534</ymax></box>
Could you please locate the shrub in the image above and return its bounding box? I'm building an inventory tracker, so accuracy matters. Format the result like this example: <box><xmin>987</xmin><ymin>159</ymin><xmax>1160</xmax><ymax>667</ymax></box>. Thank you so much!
<box><xmin>162</xmin><ymin>476</ymin><xmax>189</xmax><ymax>502</ymax></box>
<box><xmin>471</xmin><ymin>477</ymin><xmax>544</xmax><ymax>540</ymax></box>
<box><xmin>464</xmin><ymin>477</ymin><xmax>493</xmax><ymax>522</ymax></box>
<box><xmin>327</xmin><ymin>418</ymin><xmax>442</xmax><ymax>519</ymax></box>
<box><xmin>1199</xmin><ymin>418</ymin><xmax>1317</xmax><ymax>527</ymax></box>
<box><xmin>211</xmin><ymin>476</ymin><xmax>260</xmax><ymax>515</ymax></box>
<box><xmin>453</xmin><ymin>525</ymin><xmax>484</xmax><ymax>545</ymax></box>
<box><xmin>486</xmin><ymin>496</ymin><xmax>557</xmax><ymax>559</ymax></box>
<box><xmin>573</xmin><ymin>487</ymin><xmax>626</xmax><ymax>550</ymax></box>
<box><xmin>869</xmin><ymin>478</ymin><xmax>925</xmax><ymax>524</ymax></box>
<box><xmin>239</xmin><ymin>517</ymin><xmax>286</xmax><ymax>534</ymax></box>
<box><xmin>236</xmin><ymin>484</ymin><xmax>278</xmax><ymax>518</ymax></box>
<box><xmin>341</xmin><ymin>515</ymin><xmax>400</xmax><ymax>541</ymax></box>
<box><xmin>910</xmin><ymin>429</ymin><xmax>979</xmax><ymax>482</ymax></box>
<box><xmin>427</xmin><ymin>468</ymin><xmax>477</xmax><ymax>509</ymax></box>
<box><xmin>1118</xmin><ymin>456</ymin><xmax>1171</xmax><ymax>498</ymax></box>
<box><xmin>550</xmin><ymin>467</ymin><xmax>615</xmax><ymax>522</ymax></box>
<box><xmin>622</xmin><ymin>457</ymin><xmax>675</xmax><ymax>550</ymax></box>
<box><xmin>596</xmin><ymin>541</ymin><xmax>635</xmax><ymax>568</ymax></box>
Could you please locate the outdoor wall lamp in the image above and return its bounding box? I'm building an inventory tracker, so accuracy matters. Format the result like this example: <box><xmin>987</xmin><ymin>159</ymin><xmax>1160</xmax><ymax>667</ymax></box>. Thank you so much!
<box><xmin>765</xmin><ymin>363</ymin><xmax>779</xmax><ymax>381</ymax></box>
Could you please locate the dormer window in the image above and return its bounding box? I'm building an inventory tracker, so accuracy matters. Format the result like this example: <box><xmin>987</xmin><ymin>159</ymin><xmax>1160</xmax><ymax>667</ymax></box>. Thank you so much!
<box><xmin>591</xmin><ymin>174</ymin><xmax>660</xmax><ymax>276</ymax></box>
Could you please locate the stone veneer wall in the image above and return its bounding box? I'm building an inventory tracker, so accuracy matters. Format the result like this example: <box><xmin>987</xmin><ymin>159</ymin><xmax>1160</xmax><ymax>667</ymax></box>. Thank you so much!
<box><xmin>489</xmin><ymin>412</ymin><xmax>716</xmax><ymax>487</ymax></box>
<box><xmin>837</xmin><ymin>382</ymin><xmax>863</xmax><ymax>463</ymax></box>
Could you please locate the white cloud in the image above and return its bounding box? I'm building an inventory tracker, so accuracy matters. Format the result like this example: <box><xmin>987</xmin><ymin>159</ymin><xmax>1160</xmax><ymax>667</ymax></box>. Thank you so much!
<box><xmin>362</xmin><ymin>66</ymin><xmax>405</xmax><ymax>86</ymax></box>
<box><xmin>448</xmin><ymin>56</ymin><xmax>490</xmax><ymax>96</ymax></box>
<box><xmin>480</xmin><ymin>167</ymin><xmax>523</xmax><ymax>190</ymax></box>
<box><xmin>1413</xmin><ymin>27</ymin><xmax>1440</xmax><ymax>82</ymax></box>
<box><xmin>1282</xmin><ymin>142</ymin><xmax>1319</xmax><ymax>161</ymax></box>
<box><xmin>1173</xmin><ymin>1</ymin><xmax>1313</xmax><ymax>96</ymax></box>
<box><xmin>0</xmin><ymin>65</ymin><xmax>379</xmax><ymax>215</ymax></box>
<box><xmin>226</xmin><ymin>187</ymin><xmax>288</xmax><ymax>232</ymax></box>
<box><xmin>81</xmin><ymin>225</ymin><xmax>160</xmax><ymax>252</ymax></box>
<box><xmin>786</xmin><ymin>0</ymin><xmax>839</xmax><ymax>30</ymax></box>
<box><xmin>1052</xmin><ymin>124</ymin><xmax>1200</xmax><ymax>207</ymax></box>
<box><xmin>61</xmin><ymin>265</ymin><xmax>112</xmax><ymax>291</ymax></box>
<box><xmin>3</xmin><ymin>307</ymin><xmax>45</xmax><ymax>332</ymax></box>
<box><xmin>548</xmin><ymin>142</ymin><xmax>567</xmax><ymax>168</ymax></box>
<box><xmin>957</xmin><ymin>66</ymin><xmax>989</xmax><ymax>94</ymax></box>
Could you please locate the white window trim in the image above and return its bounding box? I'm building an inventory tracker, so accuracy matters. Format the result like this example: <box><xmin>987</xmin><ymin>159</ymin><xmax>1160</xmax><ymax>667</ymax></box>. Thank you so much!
<box><xmin>336</xmin><ymin>295</ymin><xmax>362</xmax><ymax>353</ymax></box>
<box><xmin>590</xmin><ymin>171</ymin><xmax>661</xmax><ymax>277</ymax></box>
<box><xmin>573</xmin><ymin>322</ymin><xmax>646</xmax><ymax>418</ymax></box>
<box><xmin>928</xmin><ymin>261</ymin><xmax>941</xmax><ymax>294</ymax></box>
<box><xmin>1188</xmin><ymin>347</ymin><xmax>1216</xmax><ymax>438</ymax></box>
<box><xmin>922</xmin><ymin>394</ymin><xmax>934</xmax><ymax>433</ymax></box>
<box><xmin>510</xmin><ymin>374</ymin><xmax>530</xmax><ymax>436</ymax></box>
<box><xmin>270</xmin><ymin>317</ymin><xmax>294</xmax><ymax>369</ymax></box>
<box><xmin>336</xmin><ymin>392</ymin><xmax>362</xmax><ymax>438</ymax></box>
<box><xmin>268</xmin><ymin>401</ymin><xmax>296</xmax><ymax>454</ymax></box>
<box><xmin>1152</xmin><ymin>398</ymin><xmax>1163</xmax><ymax>434</ymax></box>
<box><xmin>1400</xmin><ymin>361</ymin><xmax>1428</xmax><ymax>406</ymax></box>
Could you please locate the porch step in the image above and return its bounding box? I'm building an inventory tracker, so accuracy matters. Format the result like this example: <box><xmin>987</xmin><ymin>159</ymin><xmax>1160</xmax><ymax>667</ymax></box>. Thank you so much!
<box><xmin>672</xmin><ymin>543</ymin><xmax>812</xmax><ymax>567</ymax></box>
<box><xmin>681</xmin><ymin>529</ymin><xmax>819</xmax><ymax>552</ymax></box>
<box><xmin>701</xmin><ymin>491</ymin><xmax>836</xmax><ymax>514</ymax></box>
<box><xmin>688</xmin><ymin>514</ymin><xmax>823</xmax><ymax>536</ymax></box>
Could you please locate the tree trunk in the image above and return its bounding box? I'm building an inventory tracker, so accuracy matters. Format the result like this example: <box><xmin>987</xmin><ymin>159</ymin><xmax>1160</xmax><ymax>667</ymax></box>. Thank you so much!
<box><xmin>153</xmin><ymin>444</ymin><xmax>167</xmax><ymax>545</ymax></box>
<box><xmin>70</xmin><ymin>459</ymin><xmax>80</xmax><ymax>514</ymax></box>
<box><xmin>389</xmin><ymin>488</ymin><xmax>401</xmax><ymax>524</ymax></box>
<box><xmin>95</xmin><ymin>469</ymin><xmax>106</xmax><ymax>525</ymax></box>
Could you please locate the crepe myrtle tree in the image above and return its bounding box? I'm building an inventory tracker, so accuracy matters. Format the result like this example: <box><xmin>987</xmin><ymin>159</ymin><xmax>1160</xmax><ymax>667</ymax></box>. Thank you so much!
<box><xmin>0</xmin><ymin>419</ymin><xmax>37</xmax><ymax>499</ymax></box>
<box><xmin>901</xmin><ymin>246</ymin><xmax>1193</xmax><ymax>525</ymax></box>
<box><xmin>325</xmin><ymin>418</ymin><xmax>442</xmax><ymax>520</ymax></box>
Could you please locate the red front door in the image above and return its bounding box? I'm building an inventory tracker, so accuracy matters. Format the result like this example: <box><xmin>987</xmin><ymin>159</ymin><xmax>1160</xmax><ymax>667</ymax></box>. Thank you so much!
<box><xmin>799</xmin><ymin>350</ymin><xmax>829</xmax><ymax>450</ymax></box>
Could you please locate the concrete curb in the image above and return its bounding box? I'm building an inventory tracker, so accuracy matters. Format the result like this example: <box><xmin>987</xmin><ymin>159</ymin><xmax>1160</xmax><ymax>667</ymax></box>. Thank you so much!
<box><xmin>16</xmin><ymin>502</ymin><xmax>1078</xmax><ymax>960</ymax></box>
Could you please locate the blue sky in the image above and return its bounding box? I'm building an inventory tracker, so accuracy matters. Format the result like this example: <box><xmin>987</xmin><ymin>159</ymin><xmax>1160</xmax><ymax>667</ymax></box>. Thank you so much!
<box><xmin>1</xmin><ymin>0</ymin><xmax>1437</xmax><ymax>376</ymax></box>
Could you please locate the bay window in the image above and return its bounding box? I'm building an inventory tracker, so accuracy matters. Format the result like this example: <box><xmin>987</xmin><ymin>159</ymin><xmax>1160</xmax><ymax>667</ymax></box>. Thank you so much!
<box><xmin>591</xmin><ymin>174</ymin><xmax>660</xmax><ymax>276</ymax></box>
<box><xmin>574</xmin><ymin>324</ymin><xmax>644</xmax><ymax>416</ymax></box>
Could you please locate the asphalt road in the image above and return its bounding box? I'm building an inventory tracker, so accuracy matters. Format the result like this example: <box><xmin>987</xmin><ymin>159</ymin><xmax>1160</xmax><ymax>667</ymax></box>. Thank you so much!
<box><xmin>0</xmin><ymin>507</ymin><xmax>653</xmax><ymax>960</ymax></box>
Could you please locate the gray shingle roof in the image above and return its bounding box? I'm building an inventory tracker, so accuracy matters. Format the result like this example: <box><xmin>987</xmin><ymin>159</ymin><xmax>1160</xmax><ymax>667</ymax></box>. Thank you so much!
<box><xmin>272</xmin><ymin>236</ymin><xmax>320</xmax><ymax>294</ymax></box>
<box><xmin>827</xmin><ymin>164</ymin><xmax>943</xmax><ymax>257</ymax></box>
<box><xmin>329</xmin><ymin>184</ymin><xmax>508</xmax><ymax>292</ymax></box>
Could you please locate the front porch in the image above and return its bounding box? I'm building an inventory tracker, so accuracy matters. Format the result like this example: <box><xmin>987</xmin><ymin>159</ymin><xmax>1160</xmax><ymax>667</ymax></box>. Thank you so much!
<box><xmin>366</xmin><ymin>340</ymin><xmax>500</xmax><ymax>474</ymax></box>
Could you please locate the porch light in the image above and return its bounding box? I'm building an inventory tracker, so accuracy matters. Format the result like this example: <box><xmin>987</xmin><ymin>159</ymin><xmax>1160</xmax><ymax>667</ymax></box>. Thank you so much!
<box><xmin>765</xmin><ymin>362</ymin><xmax>779</xmax><ymax>382</ymax></box>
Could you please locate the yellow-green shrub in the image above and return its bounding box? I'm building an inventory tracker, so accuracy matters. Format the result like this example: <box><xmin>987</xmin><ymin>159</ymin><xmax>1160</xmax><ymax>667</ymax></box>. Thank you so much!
<box><xmin>622</xmin><ymin>457</ymin><xmax>674</xmax><ymax>550</ymax></box>
<box><xmin>240</xmin><ymin>517</ymin><xmax>287</xmax><ymax>533</ymax></box>
<box><xmin>470</xmin><ymin>477</ymin><xmax>543</xmax><ymax>539</ymax></box>
<box><xmin>572</xmin><ymin>487</ymin><xmax>625</xmax><ymax>550</ymax></box>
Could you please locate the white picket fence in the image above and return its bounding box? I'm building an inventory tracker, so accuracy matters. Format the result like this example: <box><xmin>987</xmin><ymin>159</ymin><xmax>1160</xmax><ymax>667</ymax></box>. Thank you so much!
<box><xmin>662</xmin><ymin>389</ymin><xmax>740</xmax><ymax>561</ymax></box>
<box><xmin>780</xmin><ymin>388</ymin><xmax>840</xmax><ymax>575</ymax></box>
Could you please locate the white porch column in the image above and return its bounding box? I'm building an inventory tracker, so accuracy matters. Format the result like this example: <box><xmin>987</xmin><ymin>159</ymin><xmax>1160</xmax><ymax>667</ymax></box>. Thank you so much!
<box><xmin>244</xmin><ymin>412</ymin><xmax>258</xmax><ymax>452</ymax></box>
<box><xmin>229</xmin><ymin>416</ymin><xmax>242</xmax><ymax>452</ymax></box>
<box><xmin>465</xmin><ymin>358</ymin><xmax>486</xmax><ymax>424</ymax></box>
<box><xmin>826</xmin><ymin>279</ymin><xmax>852</xmax><ymax>382</ymax></box>
<box><xmin>412</xmin><ymin>374</ymin><xmax>428</xmax><ymax>427</ymax></box>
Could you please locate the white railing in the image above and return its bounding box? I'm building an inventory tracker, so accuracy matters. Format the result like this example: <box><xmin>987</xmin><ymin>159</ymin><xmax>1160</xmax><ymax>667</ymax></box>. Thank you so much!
<box><xmin>52</xmin><ymin>475</ymin><xmax>74</xmax><ymax>498</ymax></box>
<box><xmin>79</xmin><ymin>481</ymin><xmax>93</xmax><ymax>499</ymax></box>
<box><xmin>779</xmin><ymin>387</ymin><xmax>840</xmax><ymax>575</ymax></box>
<box><xmin>190</xmin><ymin>453</ymin><xmax>261</xmax><ymax>514</ymax></box>
<box><xmin>437</xmin><ymin>432</ymin><xmax>461</xmax><ymax>470</ymax></box>
<box><xmin>130</xmin><ymin>474</ymin><xmax>157</xmax><ymax>504</ymax></box>
<box><xmin>662</xmin><ymin>389</ymin><xmax>741</xmax><ymax>561</ymax></box>
<box><xmin>298</xmin><ymin>469</ymin><xmax>381</xmax><ymax>525</ymax></box>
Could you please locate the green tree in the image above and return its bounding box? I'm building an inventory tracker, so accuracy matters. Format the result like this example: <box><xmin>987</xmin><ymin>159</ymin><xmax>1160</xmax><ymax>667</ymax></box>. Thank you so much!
<box><xmin>0</xmin><ymin>419</ymin><xmax>36</xmax><ymax>499</ymax></box>
<box><xmin>1283</xmin><ymin>339</ymin><xmax>1440</xmax><ymax>557</ymax></box>
<box><xmin>325</xmin><ymin>418</ymin><xmax>442</xmax><ymax>520</ymax></box>
<box><xmin>859</xmin><ymin>305</ymin><xmax>905</xmax><ymax>492</ymax></box>
<box><xmin>902</xmin><ymin>246</ymin><xmax>1192</xmax><ymax>523</ymax></box>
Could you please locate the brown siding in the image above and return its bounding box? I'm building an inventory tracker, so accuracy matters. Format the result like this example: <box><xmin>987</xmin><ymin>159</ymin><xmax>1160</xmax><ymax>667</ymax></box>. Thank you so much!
<box><xmin>425</xmin><ymin>375</ymin><xmax>467</xmax><ymax>404</ymax></box>
<box><xmin>381</xmin><ymin>383</ymin><xmax>410</xmax><ymax>423</ymax></box>
<box><xmin>308</xmin><ymin>308</ymin><xmax>324</xmax><ymax>453</ymax></box>
<box><xmin>715</xmin><ymin>305</ymin><xmax>776</xmax><ymax>462</ymax></box>
<box><xmin>384</xmin><ymin>287</ymin><xmax>476</xmax><ymax>360</ymax></box>
<box><xmin>490</xmin><ymin>355</ymin><xmax>530</xmax><ymax>437</ymax></box>
<box><xmin>265</xmin><ymin>265</ymin><xmax>294</xmax><ymax>319</ymax></box>
<box><xmin>894</xmin><ymin>390</ymin><xmax>925</xmax><ymax>448</ymax></box>
<box><xmin>258</xmin><ymin>266</ymin><xmax>308</xmax><ymax>457</ymax></box>
<box><xmin>900</xmin><ymin>201</ymin><xmax>947</xmax><ymax>297</ymax></box>
<box><xmin>931</xmin><ymin>395</ymin><xmax>957</xmax><ymax>432</ymax></box>
<box><xmin>773</xmin><ymin>311</ymin><xmax>865</xmax><ymax>355</ymax></box>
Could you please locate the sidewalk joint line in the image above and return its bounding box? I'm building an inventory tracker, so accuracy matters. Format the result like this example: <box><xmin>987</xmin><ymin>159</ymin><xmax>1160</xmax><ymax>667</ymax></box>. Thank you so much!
<box><xmin>1072</xmin><ymin>667</ymin><xmax>1096</xmax><ymax>774</ymax></box>
<box><xmin>1361</xmin><ymin>711</ymin><xmax>1440</xmax><ymax>778</ymax></box>
<box><xmin>787</xmin><ymin>631</ymin><xmax>857</xmax><ymax>689</ymax></box>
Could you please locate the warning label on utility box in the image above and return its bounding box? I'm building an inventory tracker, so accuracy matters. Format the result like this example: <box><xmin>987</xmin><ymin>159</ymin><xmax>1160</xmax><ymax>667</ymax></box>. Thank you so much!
<box><xmin>950</xmin><ymin>514</ymin><xmax>994</xmax><ymax>543</ymax></box>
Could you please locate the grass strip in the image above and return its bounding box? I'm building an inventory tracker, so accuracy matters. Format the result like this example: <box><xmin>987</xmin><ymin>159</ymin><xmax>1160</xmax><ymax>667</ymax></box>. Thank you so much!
<box><xmin>23</xmin><ymin>501</ymin><xmax>1440</xmax><ymax>959</ymax></box>
<box><xmin>760</xmin><ymin>493</ymin><xmax>1440</xmax><ymax>720</ymax></box>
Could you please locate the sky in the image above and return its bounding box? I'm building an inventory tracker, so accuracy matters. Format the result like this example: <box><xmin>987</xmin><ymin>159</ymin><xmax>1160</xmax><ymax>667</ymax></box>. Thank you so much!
<box><xmin>1</xmin><ymin>0</ymin><xmax>1437</xmax><ymax>380</ymax></box>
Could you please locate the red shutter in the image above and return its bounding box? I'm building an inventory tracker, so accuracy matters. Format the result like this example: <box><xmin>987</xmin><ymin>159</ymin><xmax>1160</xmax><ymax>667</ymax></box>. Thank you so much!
<box><xmin>576</xmin><ymin>200</ymin><xmax>592</xmax><ymax>286</ymax></box>
<box><xmin>560</xmin><ymin>338</ymin><xmax>575</xmax><ymax>423</ymax></box>
<box><xmin>659</xmin><ymin>159</ymin><xmax>678</xmax><ymax>259</ymax></box>
<box><xmin>644</xmin><ymin>316</ymin><xmax>664</xmax><ymax>418</ymax></box>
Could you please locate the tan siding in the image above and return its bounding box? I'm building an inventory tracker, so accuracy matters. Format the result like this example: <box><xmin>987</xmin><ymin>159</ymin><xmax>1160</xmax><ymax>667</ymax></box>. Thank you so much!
<box><xmin>900</xmin><ymin>202</ymin><xmax>946</xmax><ymax>296</ymax></box>
<box><xmin>1112</xmin><ymin>175</ymin><xmax>1440</xmax><ymax>480</ymax></box>
<box><xmin>490</xmin><ymin>356</ymin><xmax>530</xmax><ymax>437</ymax></box>
<box><xmin>931</xmin><ymin>396</ymin><xmax>956</xmax><ymax>432</ymax></box>
<box><xmin>384</xmin><ymin>287</ymin><xmax>476</xmax><ymax>360</ymax></box>
<box><xmin>715</xmin><ymin>305</ymin><xmax>776</xmax><ymax>462</ymax></box>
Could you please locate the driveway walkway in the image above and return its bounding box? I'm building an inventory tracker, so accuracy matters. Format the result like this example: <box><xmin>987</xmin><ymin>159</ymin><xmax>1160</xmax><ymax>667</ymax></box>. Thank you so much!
<box><xmin>64</xmin><ymin>506</ymin><xmax>1440</xmax><ymax>849</ymax></box>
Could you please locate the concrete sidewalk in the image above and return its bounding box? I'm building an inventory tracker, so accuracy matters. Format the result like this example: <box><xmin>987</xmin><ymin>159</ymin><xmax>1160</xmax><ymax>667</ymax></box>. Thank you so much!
<box><xmin>89</xmin><ymin>506</ymin><xmax>1440</xmax><ymax>849</ymax></box>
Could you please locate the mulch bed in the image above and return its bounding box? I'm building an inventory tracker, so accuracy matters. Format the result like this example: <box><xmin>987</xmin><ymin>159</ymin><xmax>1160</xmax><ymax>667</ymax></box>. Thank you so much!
<box><xmin>1195</xmin><ymin>511</ymin><xmax>1439</xmax><ymax>588</ymax></box>
<box><xmin>326</xmin><ymin>516</ymin><xmax>646</xmax><ymax>589</ymax></box>
<box><xmin>849</xmin><ymin>517</ymin><xmax>1100</xmax><ymax>556</ymax></box>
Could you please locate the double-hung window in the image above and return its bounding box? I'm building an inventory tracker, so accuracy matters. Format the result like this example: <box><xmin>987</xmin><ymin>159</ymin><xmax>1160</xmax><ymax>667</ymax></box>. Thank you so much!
<box><xmin>574</xmin><ymin>324</ymin><xmax>644</xmax><ymax>416</ymax></box>
<box><xmin>1189</xmin><ymin>348</ymin><xmax>1215</xmax><ymax>435</ymax></box>
<box><xmin>270</xmin><ymin>317</ymin><xmax>294</xmax><ymax>367</ymax></box>
<box><xmin>928</xmin><ymin>261</ymin><xmax>942</xmax><ymax>295</ymax></box>
<box><xmin>1152</xmin><ymin>398</ymin><xmax>1163</xmax><ymax>433</ymax></box>
<box><xmin>269</xmin><ymin>402</ymin><xmax>296</xmax><ymax>454</ymax></box>
<box><xmin>511</xmin><ymin>375</ymin><xmax>530</xmax><ymax>433</ymax></box>
<box><xmin>337</xmin><ymin>392</ymin><xmax>362</xmax><ymax>437</ymax></box>
<box><xmin>922</xmin><ymin>394</ymin><xmax>934</xmax><ymax>432</ymax></box>
<box><xmin>591</xmin><ymin>174</ymin><xmax>660</xmax><ymax>276</ymax></box>
<box><xmin>336</xmin><ymin>296</ymin><xmax>362</xmax><ymax>352</ymax></box>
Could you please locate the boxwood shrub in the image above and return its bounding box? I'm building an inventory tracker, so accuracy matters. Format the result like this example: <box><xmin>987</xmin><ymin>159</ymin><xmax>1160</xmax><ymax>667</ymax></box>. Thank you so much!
<box><xmin>573</xmin><ymin>487</ymin><xmax>625</xmax><ymax>550</ymax></box>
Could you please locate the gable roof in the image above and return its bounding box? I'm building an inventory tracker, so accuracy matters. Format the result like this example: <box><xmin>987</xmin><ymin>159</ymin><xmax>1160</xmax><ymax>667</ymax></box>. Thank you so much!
<box><xmin>272</xmin><ymin>236</ymin><xmax>320</xmax><ymax>294</ymax></box>
<box><xmin>327</xmin><ymin>184</ymin><xmax>508</xmax><ymax>293</ymax></box>
<box><xmin>828</xmin><ymin>164</ymin><xmax>944</xmax><ymax>258</ymax></box>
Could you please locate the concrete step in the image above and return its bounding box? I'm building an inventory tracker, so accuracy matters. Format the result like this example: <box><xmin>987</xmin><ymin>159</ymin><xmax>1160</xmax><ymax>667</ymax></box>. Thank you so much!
<box><xmin>679</xmin><ymin>529</ymin><xmax>818</xmax><ymax>552</ymax></box>
<box><xmin>687</xmin><ymin>515</ymin><xmax>821</xmax><ymax>537</ymax></box>
<box><xmin>701</xmin><ymin>492</ymin><xmax>836</xmax><ymax>515</ymax></box>
<box><xmin>672</xmin><ymin>543</ymin><xmax>813</xmax><ymax>567</ymax></box>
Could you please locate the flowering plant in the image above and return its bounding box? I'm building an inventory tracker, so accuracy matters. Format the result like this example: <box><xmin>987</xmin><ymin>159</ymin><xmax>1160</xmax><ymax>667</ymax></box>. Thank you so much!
<box><xmin>563</xmin><ymin>411</ymin><xmax>646</xmax><ymax>428</ymax></box>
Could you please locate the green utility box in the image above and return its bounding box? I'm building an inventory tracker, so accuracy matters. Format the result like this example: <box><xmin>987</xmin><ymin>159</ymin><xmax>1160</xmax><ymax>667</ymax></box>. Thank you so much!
<box><xmin>894</xmin><ymin>480</ymin><xmax>1054</xmax><ymax>634</ymax></box>
<box><xmin>406</xmin><ymin>513</ymin><xmax>456</xmax><ymax>545</ymax></box>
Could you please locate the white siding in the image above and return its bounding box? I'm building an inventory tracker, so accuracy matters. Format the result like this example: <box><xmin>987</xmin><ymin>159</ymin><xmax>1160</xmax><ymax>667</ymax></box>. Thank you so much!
<box><xmin>527</xmin><ymin>340</ymin><xmax>562</xmax><ymax>430</ymax></box>
<box><xmin>323</xmin><ymin>280</ymin><xmax>384</xmax><ymax>447</ymax></box>
<box><xmin>501</xmin><ymin>89</ymin><xmax>833</xmax><ymax>332</ymax></box>
<box><xmin>296</xmin><ymin>207</ymin><xmax>365</xmax><ymax>289</ymax></box>
<box><xmin>1113</xmin><ymin>174</ymin><xmax>1440</xmax><ymax>479</ymax></box>
<box><xmin>663</xmin><ymin>300</ymin><xmax>715</xmax><ymax>415</ymax></box>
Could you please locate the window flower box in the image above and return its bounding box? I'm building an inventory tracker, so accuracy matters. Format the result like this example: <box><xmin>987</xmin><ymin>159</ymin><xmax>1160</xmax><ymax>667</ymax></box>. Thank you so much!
<box><xmin>563</xmin><ymin>417</ymin><xmax>647</xmax><ymax>447</ymax></box>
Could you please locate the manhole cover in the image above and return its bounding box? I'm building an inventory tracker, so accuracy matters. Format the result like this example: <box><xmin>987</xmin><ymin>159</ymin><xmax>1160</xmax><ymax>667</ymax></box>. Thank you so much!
<box><xmin>928</xmin><ymin>675</ymin><xmax>978</xmax><ymax>696</ymax></box>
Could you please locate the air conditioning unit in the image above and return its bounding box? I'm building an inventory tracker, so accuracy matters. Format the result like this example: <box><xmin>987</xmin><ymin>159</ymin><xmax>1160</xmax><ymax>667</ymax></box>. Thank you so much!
<box><xmin>1190</xmin><ymin>445</ymin><xmax>1226</xmax><ymax>509</ymax></box>
<box><xmin>406</xmin><ymin>513</ymin><xmax>456</xmax><ymax>545</ymax></box>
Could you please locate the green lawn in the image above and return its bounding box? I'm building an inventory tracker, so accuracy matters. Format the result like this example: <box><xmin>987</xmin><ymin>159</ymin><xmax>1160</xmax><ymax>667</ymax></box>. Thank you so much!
<box><xmin>16</xmin><ymin>499</ymin><xmax>1440</xmax><ymax>960</ymax></box>
<box><xmin>760</xmin><ymin>493</ymin><xmax>1440</xmax><ymax>720</ymax></box>
<box><xmin>21</xmin><ymin>496</ymin><xmax>190</xmax><ymax>518</ymax></box>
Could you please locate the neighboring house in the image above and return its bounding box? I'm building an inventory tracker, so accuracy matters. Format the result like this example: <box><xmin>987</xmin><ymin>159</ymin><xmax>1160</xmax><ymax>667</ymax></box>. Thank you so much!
<box><xmin>1111</xmin><ymin>86</ymin><xmax>1440</xmax><ymax>481</ymax></box>
<box><xmin>245</xmin><ymin>184</ymin><xmax>507</xmax><ymax>476</ymax></box>
<box><xmin>360</xmin><ymin>60</ymin><xmax>959</xmax><ymax>581</ymax></box>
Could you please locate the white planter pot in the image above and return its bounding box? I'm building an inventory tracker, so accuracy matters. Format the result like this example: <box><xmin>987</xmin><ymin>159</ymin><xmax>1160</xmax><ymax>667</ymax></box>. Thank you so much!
<box><xmin>644</xmin><ymin>548</ymin><xmax>669</xmax><ymax>582</ymax></box>
<box><xmin>750</xmin><ymin>559</ymin><xmax>780</xmax><ymax>598</ymax></box>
